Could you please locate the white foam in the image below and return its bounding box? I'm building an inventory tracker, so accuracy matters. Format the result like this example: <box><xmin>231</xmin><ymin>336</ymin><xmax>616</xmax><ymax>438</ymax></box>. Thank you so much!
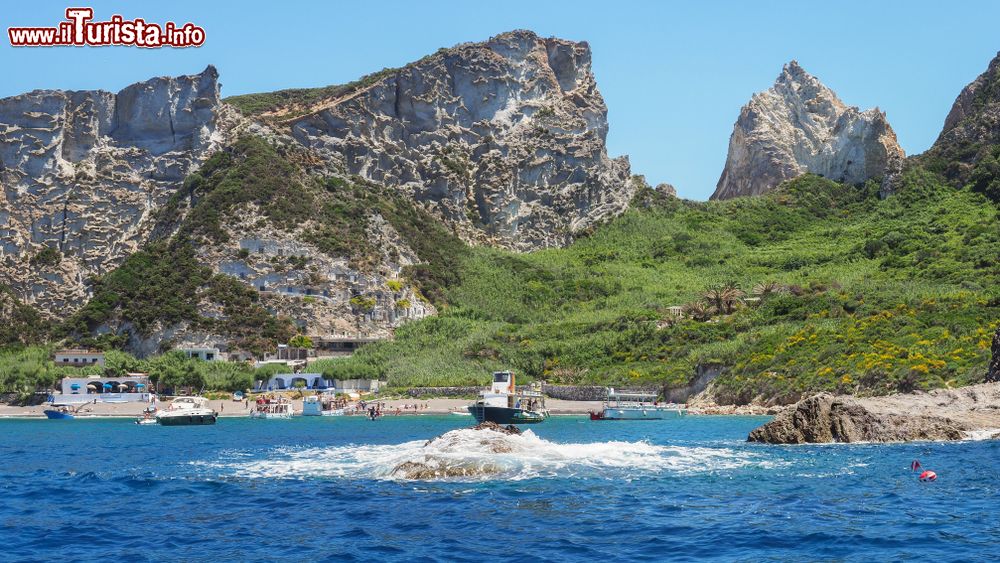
<box><xmin>198</xmin><ymin>428</ymin><xmax>775</xmax><ymax>482</ymax></box>
<box><xmin>962</xmin><ymin>428</ymin><xmax>1000</xmax><ymax>441</ymax></box>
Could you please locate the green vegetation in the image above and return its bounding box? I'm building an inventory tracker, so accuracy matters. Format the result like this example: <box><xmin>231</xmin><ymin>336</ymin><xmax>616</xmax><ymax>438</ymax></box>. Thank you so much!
<box><xmin>223</xmin><ymin>47</ymin><xmax>452</xmax><ymax>118</ymax></box>
<box><xmin>329</xmin><ymin>170</ymin><xmax>1000</xmax><ymax>401</ymax></box>
<box><xmin>60</xmin><ymin>238</ymin><xmax>295</xmax><ymax>354</ymax></box>
<box><xmin>0</xmin><ymin>287</ymin><xmax>49</xmax><ymax>348</ymax></box>
<box><xmin>30</xmin><ymin>246</ymin><xmax>61</xmax><ymax>267</ymax></box>
<box><xmin>0</xmin><ymin>346</ymin><xmax>289</xmax><ymax>396</ymax></box>
<box><xmin>223</xmin><ymin>67</ymin><xmax>401</xmax><ymax>118</ymax></box>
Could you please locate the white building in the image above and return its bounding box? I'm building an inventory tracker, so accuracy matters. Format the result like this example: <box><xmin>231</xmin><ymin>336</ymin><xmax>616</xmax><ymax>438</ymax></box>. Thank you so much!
<box><xmin>255</xmin><ymin>374</ymin><xmax>382</xmax><ymax>394</ymax></box>
<box><xmin>56</xmin><ymin>374</ymin><xmax>152</xmax><ymax>404</ymax></box>
<box><xmin>180</xmin><ymin>347</ymin><xmax>221</xmax><ymax>361</ymax></box>
<box><xmin>54</xmin><ymin>350</ymin><xmax>105</xmax><ymax>368</ymax></box>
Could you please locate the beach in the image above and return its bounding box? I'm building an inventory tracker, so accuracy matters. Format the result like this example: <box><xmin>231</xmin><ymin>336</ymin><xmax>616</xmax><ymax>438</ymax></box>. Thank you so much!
<box><xmin>0</xmin><ymin>396</ymin><xmax>612</xmax><ymax>418</ymax></box>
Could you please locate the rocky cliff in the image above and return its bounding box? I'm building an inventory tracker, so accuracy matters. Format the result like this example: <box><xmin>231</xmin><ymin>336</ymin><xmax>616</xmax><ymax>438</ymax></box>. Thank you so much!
<box><xmin>921</xmin><ymin>51</ymin><xmax>1000</xmax><ymax>186</ymax></box>
<box><xmin>280</xmin><ymin>30</ymin><xmax>633</xmax><ymax>250</ymax></box>
<box><xmin>0</xmin><ymin>66</ymin><xmax>226</xmax><ymax>315</ymax></box>
<box><xmin>712</xmin><ymin>61</ymin><xmax>904</xmax><ymax>200</ymax></box>
<box><xmin>746</xmin><ymin>384</ymin><xmax>1000</xmax><ymax>444</ymax></box>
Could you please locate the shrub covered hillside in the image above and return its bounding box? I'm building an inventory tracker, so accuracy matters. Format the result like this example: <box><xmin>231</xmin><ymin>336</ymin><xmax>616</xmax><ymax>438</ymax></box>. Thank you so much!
<box><xmin>340</xmin><ymin>168</ymin><xmax>1000</xmax><ymax>403</ymax></box>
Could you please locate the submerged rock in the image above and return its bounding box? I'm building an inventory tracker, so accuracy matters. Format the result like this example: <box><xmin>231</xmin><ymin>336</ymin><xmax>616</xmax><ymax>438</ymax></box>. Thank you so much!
<box><xmin>394</xmin><ymin>422</ymin><xmax>526</xmax><ymax>479</ymax></box>
<box><xmin>747</xmin><ymin>393</ymin><xmax>967</xmax><ymax>444</ymax></box>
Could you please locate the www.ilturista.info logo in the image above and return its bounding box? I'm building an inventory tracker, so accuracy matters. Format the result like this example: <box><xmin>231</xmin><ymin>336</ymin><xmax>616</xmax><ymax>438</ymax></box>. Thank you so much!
<box><xmin>8</xmin><ymin>8</ymin><xmax>205</xmax><ymax>48</ymax></box>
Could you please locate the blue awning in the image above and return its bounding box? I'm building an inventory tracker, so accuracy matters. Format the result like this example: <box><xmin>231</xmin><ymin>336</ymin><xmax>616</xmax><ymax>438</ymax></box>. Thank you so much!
<box><xmin>135</xmin><ymin>383</ymin><xmax>145</xmax><ymax>388</ymax></box>
<box><xmin>102</xmin><ymin>383</ymin><xmax>112</xmax><ymax>389</ymax></box>
<box><xmin>70</xmin><ymin>383</ymin><xmax>80</xmax><ymax>390</ymax></box>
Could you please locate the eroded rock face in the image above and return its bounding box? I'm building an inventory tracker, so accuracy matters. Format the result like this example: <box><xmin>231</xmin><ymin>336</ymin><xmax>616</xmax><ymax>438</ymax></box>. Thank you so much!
<box><xmin>747</xmin><ymin>393</ymin><xmax>967</xmax><ymax>444</ymax></box>
<box><xmin>713</xmin><ymin>61</ymin><xmax>904</xmax><ymax>200</ymax></box>
<box><xmin>288</xmin><ymin>30</ymin><xmax>633</xmax><ymax>250</ymax></box>
<box><xmin>923</xmin><ymin>51</ymin><xmax>1000</xmax><ymax>182</ymax></box>
<box><xmin>0</xmin><ymin>66</ymin><xmax>225</xmax><ymax>314</ymax></box>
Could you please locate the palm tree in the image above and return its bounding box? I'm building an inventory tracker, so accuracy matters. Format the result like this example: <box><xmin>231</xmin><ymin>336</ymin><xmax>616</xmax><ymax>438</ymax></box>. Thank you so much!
<box><xmin>719</xmin><ymin>282</ymin><xmax>745</xmax><ymax>314</ymax></box>
<box><xmin>682</xmin><ymin>301</ymin><xmax>712</xmax><ymax>322</ymax></box>
<box><xmin>702</xmin><ymin>286</ymin><xmax>726</xmax><ymax>314</ymax></box>
<box><xmin>751</xmin><ymin>280</ymin><xmax>784</xmax><ymax>300</ymax></box>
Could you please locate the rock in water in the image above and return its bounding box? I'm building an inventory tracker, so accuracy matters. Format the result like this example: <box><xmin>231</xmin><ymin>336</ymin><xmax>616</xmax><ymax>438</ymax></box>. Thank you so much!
<box><xmin>472</xmin><ymin>421</ymin><xmax>522</xmax><ymax>435</ymax></box>
<box><xmin>747</xmin><ymin>393</ymin><xmax>967</xmax><ymax>444</ymax></box>
<box><xmin>712</xmin><ymin>61</ymin><xmax>904</xmax><ymax>200</ymax></box>
<box><xmin>287</xmin><ymin>30</ymin><xmax>633</xmax><ymax>250</ymax></box>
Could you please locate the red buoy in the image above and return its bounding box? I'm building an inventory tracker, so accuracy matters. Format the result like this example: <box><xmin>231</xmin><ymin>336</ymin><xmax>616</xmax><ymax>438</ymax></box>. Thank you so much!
<box><xmin>919</xmin><ymin>470</ymin><xmax>937</xmax><ymax>482</ymax></box>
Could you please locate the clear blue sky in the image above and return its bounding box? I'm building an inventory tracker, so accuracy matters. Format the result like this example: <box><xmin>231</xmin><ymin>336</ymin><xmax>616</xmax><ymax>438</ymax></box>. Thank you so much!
<box><xmin>3</xmin><ymin>0</ymin><xmax>999</xmax><ymax>200</ymax></box>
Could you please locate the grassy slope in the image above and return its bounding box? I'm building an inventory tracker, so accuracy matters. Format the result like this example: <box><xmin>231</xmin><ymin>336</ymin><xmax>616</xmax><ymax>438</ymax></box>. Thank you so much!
<box><xmin>341</xmin><ymin>170</ymin><xmax>1000</xmax><ymax>401</ymax></box>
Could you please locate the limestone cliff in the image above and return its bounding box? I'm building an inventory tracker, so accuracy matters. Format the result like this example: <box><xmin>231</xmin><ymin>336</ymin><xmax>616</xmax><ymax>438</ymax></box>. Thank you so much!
<box><xmin>0</xmin><ymin>66</ymin><xmax>226</xmax><ymax>314</ymax></box>
<box><xmin>712</xmin><ymin>61</ymin><xmax>904</xmax><ymax>200</ymax></box>
<box><xmin>281</xmin><ymin>30</ymin><xmax>633</xmax><ymax>250</ymax></box>
<box><xmin>922</xmin><ymin>51</ymin><xmax>1000</xmax><ymax>184</ymax></box>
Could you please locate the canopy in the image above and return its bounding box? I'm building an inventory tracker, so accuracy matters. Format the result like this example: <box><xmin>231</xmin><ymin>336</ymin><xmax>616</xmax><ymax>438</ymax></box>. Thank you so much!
<box><xmin>103</xmin><ymin>383</ymin><xmax>112</xmax><ymax>389</ymax></box>
<box><xmin>86</xmin><ymin>384</ymin><xmax>97</xmax><ymax>390</ymax></box>
<box><xmin>70</xmin><ymin>383</ymin><xmax>80</xmax><ymax>390</ymax></box>
<box><xmin>117</xmin><ymin>384</ymin><xmax>128</xmax><ymax>390</ymax></box>
<box><xmin>135</xmin><ymin>383</ymin><xmax>145</xmax><ymax>388</ymax></box>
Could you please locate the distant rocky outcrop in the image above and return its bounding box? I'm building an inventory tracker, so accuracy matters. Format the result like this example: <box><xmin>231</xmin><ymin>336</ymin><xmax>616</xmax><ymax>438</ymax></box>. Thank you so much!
<box><xmin>921</xmin><ymin>51</ymin><xmax>1000</xmax><ymax>184</ymax></box>
<box><xmin>713</xmin><ymin>61</ymin><xmax>904</xmax><ymax>200</ymax></box>
<box><xmin>988</xmin><ymin>326</ymin><xmax>1000</xmax><ymax>383</ymax></box>
<box><xmin>0</xmin><ymin>66</ymin><xmax>227</xmax><ymax>315</ymax></box>
<box><xmin>283</xmin><ymin>30</ymin><xmax>633</xmax><ymax>250</ymax></box>
<box><xmin>747</xmin><ymin>384</ymin><xmax>1000</xmax><ymax>443</ymax></box>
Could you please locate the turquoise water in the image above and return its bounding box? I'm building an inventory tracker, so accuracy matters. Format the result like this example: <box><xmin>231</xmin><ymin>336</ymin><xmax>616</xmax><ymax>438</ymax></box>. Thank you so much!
<box><xmin>1</xmin><ymin>415</ymin><xmax>998</xmax><ymax>561</ymax></box>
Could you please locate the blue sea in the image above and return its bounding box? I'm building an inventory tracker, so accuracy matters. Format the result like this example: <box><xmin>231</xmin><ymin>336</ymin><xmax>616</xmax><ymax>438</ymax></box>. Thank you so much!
<box><xmin>1</xmin><ymin>414</ymin><xmax>998</xmax><ymax>562</ymax></box>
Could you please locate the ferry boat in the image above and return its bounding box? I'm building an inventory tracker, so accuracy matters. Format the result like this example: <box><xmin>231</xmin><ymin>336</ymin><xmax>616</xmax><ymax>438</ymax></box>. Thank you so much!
<box><xmin>250</xmin><ymin>396</ymin><xmax>294</xmax><ymax>419</ymax></box>
<box><xmin>155</xmin><ymin>396</ymin><xmax>218</xmax><ymax>426</ymax></box>
<box><xmin>467</xmin><ymin>371</ymin><xmax>549</xmax><ymax>424</ymax></box>
<box><xmin>589</xmin><ymin>388</ymin><xmax>686</xmax><ymax>420</ymax></box>
<box><xmin>301</xmin><ymin>393</ymin><xmax>345</xmax><ymax>416</ymax></box>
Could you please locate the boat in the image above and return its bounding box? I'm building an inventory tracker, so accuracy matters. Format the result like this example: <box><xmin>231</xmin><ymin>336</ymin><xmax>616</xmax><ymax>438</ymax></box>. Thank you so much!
<box><xmin>588</xmin><ymin>388</ymin><xmax>686</xmax><ymax>420</ymax></box>
<box><xmin>301</xmin><ymin>393</ymin><xmax>346</xmax><ymax>416</ymax></box>
<box><xmin>155</xmin><ymin>396</ymin><xmax>218</xmax><ymax>426</ymax></box>
<box><xmin>250</xmin><ymin>396</ymin><xmax>294</xmax><ymax>419</ymax></box>
<box><xmin>467</xmin><ymin>370</ymin><xmax>549</xmax><ymax>424</ymax></box>
<box><xmin>43</xmin><ymin>408</ymin><xmax>75</xmax><ymax>420</ymax></box>
<box><xmin>135</xmin><ymin>405</ymin><xmax>158</xmax><ymax>425</ymax></box>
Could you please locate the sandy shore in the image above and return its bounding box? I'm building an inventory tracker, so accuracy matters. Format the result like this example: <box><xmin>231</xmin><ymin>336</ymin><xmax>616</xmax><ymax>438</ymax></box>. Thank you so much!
<box><xmin>0</xmin><ymin>397</ymin><xmax>613</xmax><ymax>418</ymax></box>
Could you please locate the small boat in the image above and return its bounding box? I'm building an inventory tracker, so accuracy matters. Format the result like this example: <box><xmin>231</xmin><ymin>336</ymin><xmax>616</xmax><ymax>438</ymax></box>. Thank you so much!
<box><xmin>589</xmin><ymin>388</ymin><xmax>686</xmax><ymax>420</ymax></box>
<box><xmin>155</xmin><ymin>396</ymin><xmax>218</xmax><ymax>426</ymax></box>
<box><xmin>467</xmin><ymin>371</ymin><xmax>549</xmax><ymax>425</ymax></box>
<box><xmin>250</xmin><ymin>396</ymin><xmax>294</xmax><ymax>419</ymax></box>
<box><xmin>135</xmin><ymin>405</ymin><xmax>158</xmax><ymax>425</ymax></box>
<box><xmin>44</xmin><ymin>408</ymin><xmax>75</xmax><ymax>420</ymax></box>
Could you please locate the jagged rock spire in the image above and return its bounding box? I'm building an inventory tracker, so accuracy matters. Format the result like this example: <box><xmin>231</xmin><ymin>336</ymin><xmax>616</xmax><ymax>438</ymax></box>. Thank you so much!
<box><xmin>712</xmin><ymin>61</ymin><xmax>904</xmax><ymax>200</ymax></box>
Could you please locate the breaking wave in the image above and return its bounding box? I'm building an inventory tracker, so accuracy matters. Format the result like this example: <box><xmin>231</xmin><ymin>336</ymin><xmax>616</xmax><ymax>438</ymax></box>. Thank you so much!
<box><xmin>198</xmin><ymin>427</ymin><xmax>775</xmax><ymax>482</ymax></box>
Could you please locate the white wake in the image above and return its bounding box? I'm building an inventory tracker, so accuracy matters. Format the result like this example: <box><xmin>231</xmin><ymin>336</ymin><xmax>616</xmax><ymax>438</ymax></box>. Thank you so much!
<box><xmin>199</xmin><ymin>428</ymin><xmax>774</xmax><ymax>482</ymax></box>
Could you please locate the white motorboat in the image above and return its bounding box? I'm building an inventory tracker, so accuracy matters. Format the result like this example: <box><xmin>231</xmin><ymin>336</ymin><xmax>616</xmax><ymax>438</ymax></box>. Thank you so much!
<box><xmin>250</xmin><ymin>396</ymin><xmax>294</xmax><ymax>419</ymax></box>
<box><xmin>301</xmin><ymin>393</ymin><xmax>347</xmax><ymax>416</ymax></box>
<box><xmin>155</xmin><ymin>396</ymin><xmax>218</xmax><ymax>426</ymax></box>
<box><xmin>589</xmin><ymin>388</ymin><xmax>686</xmax><ymax>420</ymax></box>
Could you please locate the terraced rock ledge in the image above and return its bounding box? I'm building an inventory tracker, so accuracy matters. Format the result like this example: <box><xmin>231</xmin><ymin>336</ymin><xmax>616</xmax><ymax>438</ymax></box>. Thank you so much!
<box><xmin>748</xmin><ymin>383</ymin><xmax>1000</xmax><ymax>444</ymax></box>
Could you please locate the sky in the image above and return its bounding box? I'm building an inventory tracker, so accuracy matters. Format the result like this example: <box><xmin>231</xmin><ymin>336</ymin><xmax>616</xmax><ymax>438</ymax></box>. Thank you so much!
<box><xmin>2</xmin><ymin>1</ymin><xmax>999</xmax><ymax>200</ymax></box>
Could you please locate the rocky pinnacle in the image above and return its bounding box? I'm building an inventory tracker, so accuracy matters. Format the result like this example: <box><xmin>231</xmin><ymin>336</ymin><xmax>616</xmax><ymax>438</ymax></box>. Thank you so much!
<box><xmin>712</xmin><ymin>61</ymin><xmax>904</xmax><ymax>200</ymax></box>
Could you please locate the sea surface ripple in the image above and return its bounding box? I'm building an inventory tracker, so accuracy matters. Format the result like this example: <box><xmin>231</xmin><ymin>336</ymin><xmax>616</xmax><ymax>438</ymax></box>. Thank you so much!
<box><xmin>1</xmin><ymin>415</ymin><xmax>998</xmax><ymax>561</ymax></box>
